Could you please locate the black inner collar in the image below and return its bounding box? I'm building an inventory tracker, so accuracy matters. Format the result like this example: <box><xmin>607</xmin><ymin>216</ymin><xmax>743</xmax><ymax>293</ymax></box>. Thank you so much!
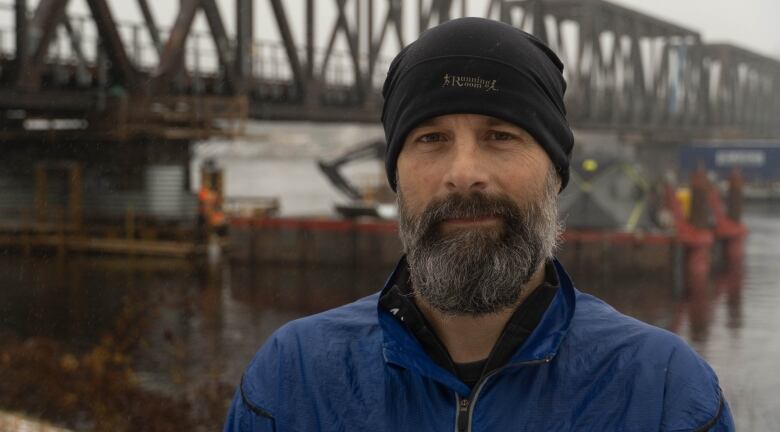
<box><xmin>379</xmin><ymin>258</ymin><xmax>559</xmax><ymax>389</ymax></box>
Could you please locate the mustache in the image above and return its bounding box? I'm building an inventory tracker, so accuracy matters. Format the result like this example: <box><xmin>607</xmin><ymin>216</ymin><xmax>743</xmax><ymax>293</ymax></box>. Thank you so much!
<box><xmin>414</xmin><ymin>192</ymin><xmax>522</xmax><ymax>234</ymax></box>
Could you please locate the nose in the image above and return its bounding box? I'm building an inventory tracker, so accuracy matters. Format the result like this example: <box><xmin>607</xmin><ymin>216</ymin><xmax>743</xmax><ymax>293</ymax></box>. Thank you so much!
<box><xmin>443</xmin><ymin>138</ymin><xmax>489</xmax><ymax>193</ymax></box>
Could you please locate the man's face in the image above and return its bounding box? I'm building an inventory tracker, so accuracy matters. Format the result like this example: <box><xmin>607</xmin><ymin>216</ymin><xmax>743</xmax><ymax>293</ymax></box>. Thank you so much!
<box><xmin>396</xmin><ymin>113</ymin><xmax>561</xmax><ymax>316</ymax></box>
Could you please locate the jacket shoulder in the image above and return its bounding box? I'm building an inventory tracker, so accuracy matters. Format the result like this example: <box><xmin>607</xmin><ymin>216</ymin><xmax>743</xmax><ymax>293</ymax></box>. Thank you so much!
<box><xmin>659</xmin><ymin>337</ymin><xmax>733</xmax><ymax>431</ymax></box>
<box><xmin>264</xmin><ymin>290</ymin><xmax>381</xmax><ymax>346</ymax></box>
<box><xmin>572</xmin><ymin>292</ymin><xmax>684</xmax><ymax>343</ymax></box>
<box><xmin>568</xmin><ymin>291</ymin><xmax>732</xmax><ymax>431</ymax></box>
<box><xmin>237</xmin><ymin>292</ymin><xmax>384</xmax><ymax>426</ymax></box>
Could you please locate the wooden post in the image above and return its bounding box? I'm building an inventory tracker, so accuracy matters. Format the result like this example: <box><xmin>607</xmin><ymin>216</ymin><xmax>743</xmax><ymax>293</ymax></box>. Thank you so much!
<box><xmin>126</xmin><ymin>204</ymin><xmax>135</xmax><ymax>241</ymax></box>
<box><xmin>34</xmin><ymin>163</ymin><xmax>47</xmax><ymax>224</ymax></box>
<box><xmin>21</xmin><ymin>208</ymin><xmax>31</xmax><ymax>256</ymax></box>
<box><xmin>69</xmin><ymin>163</ymin><xmax>83</xmax><ymax>231</ymax></box>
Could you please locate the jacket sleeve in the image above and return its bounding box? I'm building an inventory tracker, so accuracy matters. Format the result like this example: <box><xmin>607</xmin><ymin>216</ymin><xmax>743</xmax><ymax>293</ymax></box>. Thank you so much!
<box><xmin>660</xmin><ymin>342</ymin><xmax>735</xmax><ymax>431</ymax></box>
<box><xmin>224</xmin><ymin>321</ymin><xmax>304</xmax><ymax>432</ymax></box>
<box><xmin>223</xmin><ymin>383</ymin><xmax>276</xmax><ymax>432</ymax></box>
<box><xmin>704</xmin><ymin>395</ymin><xmax>734</xmax><ymax>432</ymax></box>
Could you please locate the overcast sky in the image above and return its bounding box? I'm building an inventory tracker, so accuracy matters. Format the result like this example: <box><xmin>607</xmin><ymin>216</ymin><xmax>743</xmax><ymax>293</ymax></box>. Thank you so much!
<box><xmin>11</xmin><ymin>0</ymin><xmax>777</xmax><ymax>61</ymax></box>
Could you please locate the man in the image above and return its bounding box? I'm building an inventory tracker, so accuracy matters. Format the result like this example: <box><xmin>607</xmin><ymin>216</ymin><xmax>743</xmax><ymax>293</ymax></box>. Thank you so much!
<box><xmin>225</xmin><ymin>18</ymin><xmax>733</xmax><ymax>431</ymax></box>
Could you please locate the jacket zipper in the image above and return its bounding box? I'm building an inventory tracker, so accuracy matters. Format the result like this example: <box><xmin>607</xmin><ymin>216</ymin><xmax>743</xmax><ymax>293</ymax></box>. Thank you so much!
<box><xmin>453</xmin><ymin>356</ymin><xmax>553</xmax><ymax>432</ymax></box>
<box><xmin>455</xmin><ymin>395</ymin><xmax>469</xmax><ymax>432</ymax></box>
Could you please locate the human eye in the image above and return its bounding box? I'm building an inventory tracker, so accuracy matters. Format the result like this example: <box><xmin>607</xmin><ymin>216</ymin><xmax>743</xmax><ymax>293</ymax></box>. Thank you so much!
<box><xmin>416</xmin><ymin>132</ymin><xmax>446</xmax><ymax>143</ymax></box>
<box><xmin>487</xmin><ymin>130</ymin><xmax>516</xmax><ymax>141</ymax></box>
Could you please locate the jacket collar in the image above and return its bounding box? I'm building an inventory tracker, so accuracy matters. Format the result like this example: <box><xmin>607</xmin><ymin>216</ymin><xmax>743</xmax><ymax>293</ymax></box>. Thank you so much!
<box><xmin>378</xmin><ymin>256</ymin><xmax>576</xmax><ymax>394</ymax></box>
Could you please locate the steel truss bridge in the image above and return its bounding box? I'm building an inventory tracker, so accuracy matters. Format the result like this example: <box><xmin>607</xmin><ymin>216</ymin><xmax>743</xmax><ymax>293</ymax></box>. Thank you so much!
<box><xmin>0</xmin><ymin>0</ymin><xmax>779</xmax><ymax>141</ymax></box>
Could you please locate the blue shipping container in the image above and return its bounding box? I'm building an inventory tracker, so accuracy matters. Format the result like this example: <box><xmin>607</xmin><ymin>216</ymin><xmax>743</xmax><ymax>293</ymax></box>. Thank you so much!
<box><xmin>679</xmin><ymin>141</ymin><xmax>780</xmax><ymax>182</ymax></box>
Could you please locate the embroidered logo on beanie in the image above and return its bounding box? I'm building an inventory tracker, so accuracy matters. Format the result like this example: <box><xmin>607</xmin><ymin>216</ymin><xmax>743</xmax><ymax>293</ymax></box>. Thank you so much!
<box><xmin>441</xmin><ymin>74</ymin><xmax>499</xmax><ymax>92</ymax></box>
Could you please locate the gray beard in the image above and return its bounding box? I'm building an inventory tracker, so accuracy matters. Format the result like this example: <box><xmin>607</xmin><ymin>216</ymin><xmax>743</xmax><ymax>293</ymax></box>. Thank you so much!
<box><xmin>397</xmin><ymin>170</ymin><xmax>561</xmax><ymax>316</ymax></box>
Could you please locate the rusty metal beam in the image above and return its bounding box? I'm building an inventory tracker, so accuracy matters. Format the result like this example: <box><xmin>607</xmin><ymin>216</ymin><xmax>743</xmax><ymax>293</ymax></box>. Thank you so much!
<box><xmin>630</xmin><ymin>19</ymin><xmax>646</xmax><ymax>118</ymax></box>
<box><xmin>306</xmin><ymin>0</ymin><xmax>314</xmax><ymax>79</ymax></box>
<box><xmin>152</xmin><ymin>0</ymin><xmax>198</xmax><ymax>92</ymax></box>
<box><xmin>16</xmin><ymin>0</ymin><xmax>69</xmax><ymax>89</ymax></box>
<box><xmin>200</xmin><ymin>0</ymin><xmax>236</xmax><ymax>91</ymax></box>
<box><xmin>336</xmin><ymin>0</ymin><xmax>364</xmax><ymax>95</ymax></box>
<box><xmin>369</xmin><ymin>0</ymin><xmax>404</xmax><ymax>86</ymax></box>
<box><xmin>0</xmin><ymin>88</ymin><xmax>94</xmax><ymax>112</ymax></box>
<box><xmin>418</xmin><ymin>0</ymin><xmax>428</xmax><ymax>33</ymax></box>
<box><xmin>269</xmin><ymin>0</ymin><xmax>305</xmax><ymax>96</ymax></box>
<box><xmin>485</xmin><ymin>0</ymin><xmax>502</xmax><ymax>19</ymax></box>
<box><xmin>28</xmin><ymin>0</ymin><xmax>68</xmax><ymax>55</ymax></box>
<box><xmin>355</xmin><ymin>0</ymin><xmax>361</xmax><ymax>58</ymax></box>
<box><xmin>419</xmin><ymin>0</ymin><xmax>453</xmax><ymax>33</ymax></box>
<box><xmin>595</xmin><ymin>0</ymin><xmax>697</xmax><ymax>37</ymax></box>
<box><xmin>61</xmin><ymin>14</ymin><xmax>88</xmax><ymax>69</ymax></box>
<box><xmin>531</xmin><ymin>0</ymin><xmax>547</xmax><ymax>44</ymax></box>
<box><xmin>321</xmin><ymin>0</ymin><xmax>365</xmax><ymax>95</ymax></box>
<box><xmin>1</xmin><ymin>0</ymin><xmax>778</xmax><ymax>135</ymax></box>
<box><xmin>85</xmin><ymin>0</ymin><xmax>138</xmax><ymax>88</ymax></box>
<box><xmin>235</xmin><ymin>0</ymin><xmax>254</xmax><ymax>86</ymax></box>
<box><xmin>393</xmin><ymin>0</ymin><xmax>405</xmax><ymax>48</ymax></box>
<box><xmin>321</xmin><ymin>0</ymin><xmax>343</xmax><ymax>82</ymax></box>
<box><xmin>137</xmin><ymin>0</ymin><xmax>163</xmax><ymax>55</ymax></box>
<box><xmin>13</xmin><ymin>0</ymin><xmax>28</xmax><ymax>80</ymax></box>
<box><xmin>437</xmin><ymin>0</ymin><xmax>453</xmax><ymax>22</ymax></box>
<box><xmin>369</xmin><ymin>0</ymin><xmax>386</xmax><ymax>84</ymax></box>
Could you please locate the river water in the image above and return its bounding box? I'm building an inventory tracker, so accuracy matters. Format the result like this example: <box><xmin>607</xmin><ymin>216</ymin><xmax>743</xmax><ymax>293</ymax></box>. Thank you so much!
<box><xmin>1</xmin><ymin>205</ymin><xmax>779</xmax><ymax>429</ymax></box>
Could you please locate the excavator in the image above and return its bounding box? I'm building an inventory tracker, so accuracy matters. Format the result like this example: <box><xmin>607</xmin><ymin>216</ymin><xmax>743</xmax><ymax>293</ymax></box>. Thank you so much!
<box><xmin>317</xmin><ymin>139</ymin><xmax>397</xmax><ymax>219</ymax></box>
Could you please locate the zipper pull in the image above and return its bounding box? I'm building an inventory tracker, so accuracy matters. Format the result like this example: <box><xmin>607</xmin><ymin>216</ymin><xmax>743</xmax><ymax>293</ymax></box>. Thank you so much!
<box><xmin>457</xmin><ymin>398</ymin><xmax>470</xmax><ymax>432</ymax></box>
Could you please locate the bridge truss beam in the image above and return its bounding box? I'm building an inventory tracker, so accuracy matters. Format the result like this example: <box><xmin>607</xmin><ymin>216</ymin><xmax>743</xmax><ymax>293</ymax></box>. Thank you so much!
<box><xmin>0</xmin><ymin>0</ymin><xmax>778</xmax><ymax>140</ymax></box>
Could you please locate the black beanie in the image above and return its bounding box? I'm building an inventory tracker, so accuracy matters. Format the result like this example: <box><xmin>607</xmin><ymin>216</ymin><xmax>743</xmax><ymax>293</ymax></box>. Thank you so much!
<box><xmin>381</xmin><ymin>17</ymin><xmax>574</xmax><ymax>191</ymax></box>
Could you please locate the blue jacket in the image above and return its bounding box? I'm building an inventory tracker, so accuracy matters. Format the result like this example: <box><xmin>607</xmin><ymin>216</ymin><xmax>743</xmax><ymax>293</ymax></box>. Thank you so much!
<box><xmin>225</xmin><ymin>260</ymin><xmax>734</xmax><ymax>431</ymax></box>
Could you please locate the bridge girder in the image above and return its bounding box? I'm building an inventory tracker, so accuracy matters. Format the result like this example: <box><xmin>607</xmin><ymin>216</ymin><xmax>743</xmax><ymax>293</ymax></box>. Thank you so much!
<box><xmin>0</xmin><ymin>0</ymin><xmax>778</xmax><ymax>140</ymax></box>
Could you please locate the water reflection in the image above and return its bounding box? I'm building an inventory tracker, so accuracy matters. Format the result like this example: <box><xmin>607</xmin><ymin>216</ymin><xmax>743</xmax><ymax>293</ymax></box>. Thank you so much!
<box><xmin>0</xmin><ymin>208</ymin><xmax>778</xmax><ymax>429</ymax></box>
<box><xmin>229</xmin><ymin>263</ymin><xmax>391</xmax><ymax>315</ymax></box>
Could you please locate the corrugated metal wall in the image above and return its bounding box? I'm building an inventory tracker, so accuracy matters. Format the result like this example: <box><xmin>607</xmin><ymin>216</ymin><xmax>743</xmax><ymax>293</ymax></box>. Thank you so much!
<box><xmin>0</xmin><ymin>161</ymin><xmax>196</xmax><ymax>223</ymax></box>
<box><xmin>144</xmin><ymin>165</ymin><xmax>196</xmax><ymax>220</ymax></box>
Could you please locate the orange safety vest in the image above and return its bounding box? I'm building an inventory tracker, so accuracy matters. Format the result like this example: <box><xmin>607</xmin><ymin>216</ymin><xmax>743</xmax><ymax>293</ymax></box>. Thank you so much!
<box><xmin>199</xmin><ymin>187</ymin><xmax>225</xmax><ymax>227</ymax></box>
